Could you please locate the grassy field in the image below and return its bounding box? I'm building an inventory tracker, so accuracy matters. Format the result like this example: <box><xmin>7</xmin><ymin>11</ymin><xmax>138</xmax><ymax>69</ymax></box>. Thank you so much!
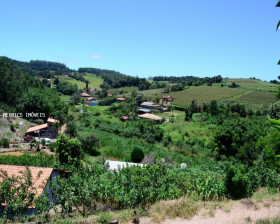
<box><xmin>59</xmin><ymin>74</ymin><xmax>103</xmax><ymax>90</ymax></box>
<box><xmin>139</xmin><ymin>88</ymin><xmax>164</xmax><ymax>96</ymax></box>
<box><xmin>108</xmin><ymin>87</ymin><xmax>138</xmax><ymax>95</ymax></box>
<box><xmin>168</xmin><ymin>86</ymin><xmax>246</xmax><ymax>106</ymax></box>
<box><xmin>83</xmin><ymin>74</ymin><xmax>103</xmax><ymax>90</ymax></box>
<box><xmin>229</xmin><ymin>91</ymin><xmax>277</xmax><ymax>107</ymax></box>
<box><xmin>59</xmin><ymin>95</ymin><xmax>71</xmax><ymax>102</ymax></box>
<box><xmin>225</xmin><ymin>78</ymin><xmax>279</xmax><ymax>91</ymax></box>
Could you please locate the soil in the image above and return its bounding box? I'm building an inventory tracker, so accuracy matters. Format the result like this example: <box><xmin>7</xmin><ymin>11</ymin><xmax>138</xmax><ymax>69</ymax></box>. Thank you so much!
<box><xmin>141</xmin><ymin>200</ymin><xmax>280</xmax><ymax>224</ymax></box>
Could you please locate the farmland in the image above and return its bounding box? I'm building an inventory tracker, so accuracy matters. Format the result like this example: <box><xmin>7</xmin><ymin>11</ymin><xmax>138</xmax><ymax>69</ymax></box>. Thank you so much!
<box><xmin>168</xmin><ymin>86</ymin><xmax>246</xmax><ymax>106</ymax></box>
<box><xmin>230</xmin><ymin>90</ymin><xmax>277</xmax><ymax>107</ymax></box>
<box><xmin>225</xmin><ymin>78</ymin><xmax>279</xmax><ymax>91</ymax></box>
<box><xmin>60</xmin><ymin>73</ymin><xmax>104</xmax><ymax>90</ymax></box>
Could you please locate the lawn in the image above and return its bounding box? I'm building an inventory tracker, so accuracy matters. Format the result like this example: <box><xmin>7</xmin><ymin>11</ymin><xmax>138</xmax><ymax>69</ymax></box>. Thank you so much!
<box><xmin>168</xmin><ymin>86</ymin><xmax>246</xmax><ymax>106</ymax></box>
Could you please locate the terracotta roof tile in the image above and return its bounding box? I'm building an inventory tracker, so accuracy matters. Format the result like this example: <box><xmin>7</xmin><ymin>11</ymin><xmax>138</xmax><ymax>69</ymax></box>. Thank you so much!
<box><xmin>138</xmin><ymin>113</ymin><xmax>162</xmax><ymax>121</ymax></box>
<box><xmin>26</xmin><ymin>123</ymin><xmax>48</xmax><ymax>133</ymax></box>
<box><xmin>0</xmin><ymin>164</ymin><xmax>53</xmax><ymax>198</ymax></box>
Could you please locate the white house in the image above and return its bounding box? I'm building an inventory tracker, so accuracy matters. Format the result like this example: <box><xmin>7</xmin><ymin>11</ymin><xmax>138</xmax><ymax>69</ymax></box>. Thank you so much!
<box><xmin>104</xmin><ymin>160</ymin><xmax>145</xmax><ymax>171</ymax></box>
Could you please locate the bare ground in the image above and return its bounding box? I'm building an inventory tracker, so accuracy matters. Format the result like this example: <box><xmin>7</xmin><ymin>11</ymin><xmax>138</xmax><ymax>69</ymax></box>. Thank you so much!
<box><xmin>141</xmin><ymin>200</ymin><xmax>280</xmax><ymax>224</ymax></box>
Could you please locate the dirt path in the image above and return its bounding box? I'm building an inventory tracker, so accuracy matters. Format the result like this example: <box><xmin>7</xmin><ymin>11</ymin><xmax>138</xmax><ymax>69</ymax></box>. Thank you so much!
<box><xmin>141</xmin><ymin>201</ymin><xmax>280</xmax><ymax>224</ymax></box>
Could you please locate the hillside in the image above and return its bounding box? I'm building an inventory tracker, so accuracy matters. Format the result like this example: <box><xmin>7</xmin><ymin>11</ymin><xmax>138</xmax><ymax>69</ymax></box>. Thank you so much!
<box><xmin>1</xmin><ymin>56</ymin><xmax>280</xmax><ymax>223</ymax></box>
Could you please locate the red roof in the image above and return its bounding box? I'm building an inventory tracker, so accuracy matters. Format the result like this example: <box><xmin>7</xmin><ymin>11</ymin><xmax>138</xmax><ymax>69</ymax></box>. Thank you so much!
<box><xmin>162</xmin><ymin>95</ymin><xmax>172</xmax><ymax>99</ymax></box>
<box><xmin>26</xmin><ymin>123</ymin><xmax>48</xmax><ymax>133</ymax></box>
<box><xmin>47</xmin><ymin>118</ymin><xmax>59</xmax><ymax>123</ymax></box>
<box><xmin>121</xmin><ymin>116</ymin><xmax>129</xmax><ymax>120</ymax></box>
<box><xmin>0</xmin><ymin>165</ymin><xmax>53</xmax><ymax>198</ymax></box>
<box><xmin>117</xmin><ymin>98</ymin><xmax>126</xmax><ymax>101</ymax></box>
<box><xmin>81</xmin><ymin>93</ymin><xmax>91</xmax><ymax>97</ymax></box>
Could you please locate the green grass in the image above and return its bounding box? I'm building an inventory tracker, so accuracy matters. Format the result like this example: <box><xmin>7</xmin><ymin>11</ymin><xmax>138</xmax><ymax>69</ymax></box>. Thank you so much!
<box><xmin>233</xmin><ymin>91</ymin><xmax>277</xmax><ymax>107</ymax></box>
<box><xmin>58</xmin><ymin>75</ymin><xmax>86</xmax><ymax>90</ymax></box>
<box><xmin>58</xmin><ymin>73</ymin><xmax>104</xmax><ymax>90</ymax></box>
<box><xmin>59</xmin><ymin>95</ymin><xmax>71</xmax><ymax>102</ymax></box>
<box><xmin>226</xmin><ymin>78</ymin><xmax>279</xmax><ymax>91</ymax></box>
<box><xmin>167</xmin><ymin>86</ymin><xmax>246</xmax><ymax>106</ymax></box>
<box><xmin>108</xmin><ymin>87</ymin><xmax>138</xmax><ymax>95</ymax></box>
<box><xmin>139</xmin><ymin>88</ymin><xmax>164</xmax><ymax>96</ymax></box>
<box><xmin>83</xmin><ymin>74</ymin><xmax>104</xmax><ymax>90</ymax></box>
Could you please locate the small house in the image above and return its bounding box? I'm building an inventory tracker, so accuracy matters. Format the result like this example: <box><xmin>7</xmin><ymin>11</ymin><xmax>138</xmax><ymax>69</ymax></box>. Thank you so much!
<box><xmin>140</xmin><ymin>102</ymin><xmax>160</xmax><ymax>110</ymax></box>
<box><xmin>162</xmin><ymin>96</ymin><xmax>174</xmax><ymax>103</ymax></box>
<box><xmin>141</xmin><ymin>152</ymin><xmax>156</xmax><ymax>165</ymax></box>
<box><xmin>120</xmin><ymin>116</ymin><xmax>129</xmax><ymax>122</ymax></box>
<box><xmin>138</xmin><ymin>113</ymin><xmax>162</xmax><ymax>122</ymax></box>
<box><xmin>138</xmin><ymin>108</ymin><xmax>151</xmax><ymax>114</ymax></box>
<box><xmin>0</xmin><ymin>164</ymin><xmax>70</xmax><ymax>215</ymax></box>
<box><xmin>87</xmin><ymin>97</ymin><xmax>97</xmax><ymax>101</ymax></box>
<box><xmin>104</xmin><ymin>160</ymin><xmax>145</xmax><ymax>171</ymax></box>
<box><xmin>107</xmin><ymin>93</ymin><xmax>113</xmax><ymax>97</ymax></box>
<box><xmin>89</xmin><ymin>102</ymin><xmax>98</xmax><ymax>106</ymax></box>
<box><xmin>80</xmin><ymin>93</ymin><xmax>91</xmax><ymax>97</ymax></box>
<box><xmin>116</xmin><ymin>97</ymin><xmax>126</xmax><ymax>103</ymax></box>
<box><xmin>26</xmin><ymin>118</ymin><xmax>59</xmax><ymax>139</ymax></box>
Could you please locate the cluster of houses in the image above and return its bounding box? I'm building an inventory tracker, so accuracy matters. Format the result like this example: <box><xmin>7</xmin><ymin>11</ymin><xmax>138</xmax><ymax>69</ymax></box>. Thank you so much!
<box><xmin>123</xmin><ymin>96</ymin><xmax>174</xmax><ymax>122</ymax></box>
<box><xmin>80</xmin><ymin>93</ymin><xmax>98</xmax><ymax>106</ymax></box>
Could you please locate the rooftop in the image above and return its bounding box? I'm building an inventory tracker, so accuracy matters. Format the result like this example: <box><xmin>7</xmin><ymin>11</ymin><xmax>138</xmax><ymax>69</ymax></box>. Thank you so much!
<box><xmin>47</xmin><ymin>118</ymin><xmax>59</xmax><ymax>123</ymax></box>
<box><xmin>26</xmin><ymin>123</ymin><xmax>48</xmax><ymax>133</ymax></box>
<box><xmin>81</xmin><ymin>93</ymin><xmax>91</xmax><ymax>97</ymax></box>
<box><xmin>0</xmin><ymin>164</ymin><xmax>53</xmax><ymax>198</ymax></box>
<box><xmin>138</xmin><ymin>113</ymin><xmax>162</xmax><ymax>121</ymax></box>
<box><xmin>105</xmin><ymin>160</ymin><xmax>145</xmax><ymax>171</ymax></box>
<box><xmin>116</xmin><ymin>97</ymin><xmax>126</xmax><ymax>101</ymax></box>
<box><xmin>140</xmin><ymin>102</ymin><xmax>160</xmax><ymax>107</ymax></box>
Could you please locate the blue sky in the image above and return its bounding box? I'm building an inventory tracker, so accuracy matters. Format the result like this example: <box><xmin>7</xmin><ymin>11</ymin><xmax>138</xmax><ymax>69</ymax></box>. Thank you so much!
<box><xmin>0</xmin><ymin>0</ymin><xmax>279</xmax><ymax>81</ymax></box>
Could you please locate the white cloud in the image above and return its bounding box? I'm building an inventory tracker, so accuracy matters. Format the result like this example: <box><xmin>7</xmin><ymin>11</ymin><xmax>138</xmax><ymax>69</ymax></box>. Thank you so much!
<box><xmin>90</xmin><ymin>54</ymin><xmax>104</xmax><ymax>59</ymax></box>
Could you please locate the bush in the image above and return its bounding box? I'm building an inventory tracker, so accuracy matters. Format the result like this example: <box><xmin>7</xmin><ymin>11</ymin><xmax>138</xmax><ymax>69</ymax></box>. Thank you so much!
<box><xmin>1</xmin><ymin>138</ymin><xmax>9</xmax><ymax>148</ymax></box>
<box><xmin>149</xmin><ymin>197</ymin><xmax>199</xmax><ymax>223</ymax></box>
<box><xmin>49</xmin><ymin>142</ymin><xmax>56</xmax><ymax>152</ymax></box>
<box><xmin>79</xmin><ymin>134</ymin><xmax>100</xmax><ymax>156</ymax></box>
<box><xmin>131</xmin><ymin>147</ymin><xmax>144</xmax><ymax>163</ymax></box>
<box><xmin>97</xmin><ymin>212</ymin><xmax>113</xmax><ymax>224</ymax></box>
<box><xmin>10</xmin><ymin>124</ymin><xmax>15</xmax><ymax>132</ymax></box>
<box><xmin>268</xmin><ymin>101</ymin><xmax>280</xmax><ymax>119</ymax></box>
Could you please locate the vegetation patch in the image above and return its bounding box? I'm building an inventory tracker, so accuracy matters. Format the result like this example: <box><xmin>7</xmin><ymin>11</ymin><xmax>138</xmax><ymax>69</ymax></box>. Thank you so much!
<box><xmin>149</xmin><ymin>197</ymin><xmax>199</xmax><ymax>223</ymax></box>
<box><xmin>168</xmin><ymin>86</ymin><xmax>246</xmax><ymax>105</ymax></box>
<box><xmin>234</xmin><ymin>91</ymin><xmax>277</xmax><ymax>106</ymax></box>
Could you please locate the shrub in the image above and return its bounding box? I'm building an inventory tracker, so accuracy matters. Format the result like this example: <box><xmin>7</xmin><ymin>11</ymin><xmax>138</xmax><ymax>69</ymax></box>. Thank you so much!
<box><xmin>79</xmin><ymin>134</ymin><xmax>100</xmax><ymax>156</ymax></box>
<box><xmin>97</xmin><ymin>212</ymin><xmax>113</xmax><ymax>224</ymax></box>
<box><xmin>1</xmin><ymin>138</ymin><xmax>9</xmax><ymax>148</ymax></box>
<box><xmin>131</xmin><ymin>147</ymin><xmax>144</xmax><ymax>163</ymax></box>
<box><xmin>49</xmin><ymin>142</ymin><xmax>56</xmax><ymax>152</ymax></box>
<box><xmin>268</xmin><ymin>101</ymin><xmax>280</xmax><ymax>119</ymax></box>
<box><xmin>149</xmin><ymin>197</ymin><xmax>199</xmax><ymax>223</ymax></box>
<box><xmin>10</xmin><ymin>124</ymin><xmax>15</xmax><ymax>132</ymax></box>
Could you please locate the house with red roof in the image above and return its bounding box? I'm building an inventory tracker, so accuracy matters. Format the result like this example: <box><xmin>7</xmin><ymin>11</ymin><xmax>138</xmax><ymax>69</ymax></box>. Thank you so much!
<box><xmin>26</xmin><ymin>117</ymin><xmax>59</xmax><ymax>139</ymax></box>
<box><xmin>0</xmin><ymin>164</ymin><xmax>70</xmax><ymax>215</ymax></box>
